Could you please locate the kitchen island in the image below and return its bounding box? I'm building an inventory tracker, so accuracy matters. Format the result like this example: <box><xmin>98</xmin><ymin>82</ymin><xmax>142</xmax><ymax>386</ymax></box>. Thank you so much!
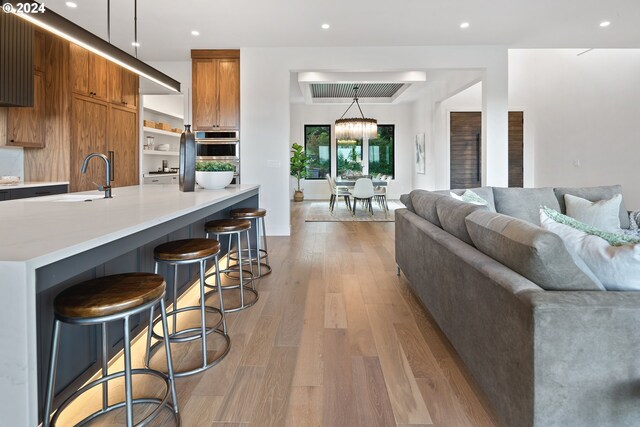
<box><xmin>0</xmin><ymin>184</ymin><xmax>260</xmax><ymax>425</ymax></box>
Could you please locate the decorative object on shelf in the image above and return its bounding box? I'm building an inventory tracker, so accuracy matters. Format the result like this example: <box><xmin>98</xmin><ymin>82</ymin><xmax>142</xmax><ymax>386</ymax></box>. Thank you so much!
<box><xmin>156</xmin><ymin>143</ymin><xmax>170</xmax><ymax>151</ymax></box>
<box><xmin>415</xmin><ymin>133</ymin><xmax>426</xmax><ymax>174</ymax></box>
<box><xmin>179</xmin><ymin>124</ymin><xmax>196</xmax><ymax>192</ymax></box>
<box><xmin>144</xmin><ymin>136</ymin><xmax>155</xmax><ymax>150</ymax></box>
<box><xmin>290</xmin><ymin>142</ymin><xmax>310</xmax><ymax>202</ymax></box>
<box><xmin>0</xmin><ymin>176</ymin><xmax>20</xmax><ymax>185</ymax></box>
<box><xmin>335</xmin><ymin>86</ymin><xmax>377</xmax><ymax>140</ymax></box>
<box><xmin>195</xmin><ymin>161</ymin><xmax>235</xmax><ymax>189</ymax></box>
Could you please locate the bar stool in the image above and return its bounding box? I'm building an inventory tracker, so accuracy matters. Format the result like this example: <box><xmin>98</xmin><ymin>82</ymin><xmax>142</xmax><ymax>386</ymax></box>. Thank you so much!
<box><xmin>205</xmin><ymin>219</ymin><xmax>258</xmax><ymax>312</ymax></box>
<box><xmin>229</xmin><ymin>208</ymin><xmax>272</xmax><ymax>277</ymax></box>
<box><xmin>145</xmin><ymin>238</ymin><xmax>230</xmax><ymax>377</ymax></box>
<box><xmin>43</xmin><ymin>273</ymin><xmax>179</xmax><ymax>427</ymax></box>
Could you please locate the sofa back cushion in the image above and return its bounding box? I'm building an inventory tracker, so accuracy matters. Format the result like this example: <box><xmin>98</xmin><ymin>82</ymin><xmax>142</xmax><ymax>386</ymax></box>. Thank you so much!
<box><xmin>435</xmin><ymin>196</ymin><xmax>488</xmax><ymax>245</ymax></box>
<box><xmin>465</xmin><ymin>210</ymin><xmax>604</xmax><ymax>291</ymax></box>
<box><xmin>410</xmin><ymin>190</ymin><xmax>446</xmax><ymax>227</ymax></box>
<box><xmin>493</xmin><ymin>187</ymin><xmax>560</xmax><ymax>225</ymax></box>
<box><xmin>399</xmin><ymin>193</ymin><xmax>415</xmax><ymax>213</ymax></box>
<box><xmin>450</xmin><ymin>187</ymin><xmax>496</xmax><ymax>212</ymax></box>
<box><xmin>553</xmin><ymin>185</ymin><xmax>629</xmax><ymax>229</ymax></box>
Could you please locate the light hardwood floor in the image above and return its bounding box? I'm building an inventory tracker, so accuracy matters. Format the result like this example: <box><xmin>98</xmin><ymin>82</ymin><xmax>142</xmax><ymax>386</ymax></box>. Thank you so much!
<box><xmin>74</xmin><ymin>201</ymin><xmax>503</xmax><ymax>426</ymax></box>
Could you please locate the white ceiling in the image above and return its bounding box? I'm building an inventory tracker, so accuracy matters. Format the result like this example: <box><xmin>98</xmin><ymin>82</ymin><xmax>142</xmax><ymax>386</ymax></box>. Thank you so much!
<box><xmin>44</xmin><ymin>0</ymin><xmax>640</xmax><ymax>61</ymax></box>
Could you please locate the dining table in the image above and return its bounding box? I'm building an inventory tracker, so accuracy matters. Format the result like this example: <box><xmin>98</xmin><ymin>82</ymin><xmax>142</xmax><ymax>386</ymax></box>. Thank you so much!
<box><xmin>334</xmin><ymin>179</ymin><xmax>388</xmax><ymax>187</ymax></box>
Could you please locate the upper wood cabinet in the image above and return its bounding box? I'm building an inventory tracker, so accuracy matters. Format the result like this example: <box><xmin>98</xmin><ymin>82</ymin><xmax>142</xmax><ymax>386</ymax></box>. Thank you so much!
<box><xmin>33</xmin><ymin>30</ymin><xmax>45</xmax><ymax>73</ymax></box>
<box><xmin>70</xmin><ymin>95</ymin><xmax>108</xmax><ymax>192</ymax></box>
<box><xmin>108</xmin><ymin>62</ymin><xmax>138</xmax><ymax>110</ymax></box>
<box><xmin>192</xmin><ymin>50</ymin><xmax>239</xmax><ymax>131</ymax></box>
<box><xmin>109</xmin><ymin>105</ymin><xmax>139</xmax><ymax>187</ymax></box>
<box><xmin>70</xmin><ymin>44</ymin><xmax>108</xmax><ymax>101</ymax></box>
<box><xmin>6</xmin><ymin>72</ymin><xmax>46</xmax><ymax>148</ymax></box>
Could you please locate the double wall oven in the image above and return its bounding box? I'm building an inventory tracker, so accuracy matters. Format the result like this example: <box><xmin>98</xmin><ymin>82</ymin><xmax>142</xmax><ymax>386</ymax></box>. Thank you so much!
<box><xmin>195</xmin><ymin>130</ymin><xmax>240</xmax><ymax>184</ymax></box>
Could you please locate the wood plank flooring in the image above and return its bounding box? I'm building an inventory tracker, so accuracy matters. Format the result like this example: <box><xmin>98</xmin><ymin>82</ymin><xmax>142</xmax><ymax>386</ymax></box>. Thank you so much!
<box><xmin>69</xmin><ymin>201</ymin><xmax>502</xmax><ymax>426</ymax></box>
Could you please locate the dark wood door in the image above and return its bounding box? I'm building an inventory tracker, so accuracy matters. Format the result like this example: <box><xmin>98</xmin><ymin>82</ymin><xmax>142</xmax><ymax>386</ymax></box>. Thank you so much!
<box><xmin>450</xmin><ymin>112</ymin><xmax>481</xmax><ymax>189</ymax></box>
<box><xmin>450</xmin><ymin>111</ymin><xmax>524</xmax><ymax>189</ymax></box>
<box><xmin>508</xmin><ymin>111</ymin><xmax>524</xmax><ymax>187</ymax></box>
<box><xmin>109</xmin><ymin>106</ymin><xmax>139</xmax><ymax>187</ymax></box>
<box><xmin>70</xmin><ymin>95</ymin><xmax>108</xmax><ymax>192</ymax></box>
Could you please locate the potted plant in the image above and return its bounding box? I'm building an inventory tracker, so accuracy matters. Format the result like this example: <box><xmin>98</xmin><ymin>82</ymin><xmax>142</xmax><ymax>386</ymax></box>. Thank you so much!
<box><xmin>195</xmin><ymin>161</ymin><xmax>236</xmax><ymax>189</ymax></box>
<box><xmin>290</xmin><ymin>142</ymin><xmax>310</xmax><ymax>202</ymax></box>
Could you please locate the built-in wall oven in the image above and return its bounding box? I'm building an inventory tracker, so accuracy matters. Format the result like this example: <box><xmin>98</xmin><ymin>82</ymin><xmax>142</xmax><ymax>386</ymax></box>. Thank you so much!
<box><xmin>195</xmin><ymin>130</ymin><xmax>240</xmax><ymax>184</ymax></box>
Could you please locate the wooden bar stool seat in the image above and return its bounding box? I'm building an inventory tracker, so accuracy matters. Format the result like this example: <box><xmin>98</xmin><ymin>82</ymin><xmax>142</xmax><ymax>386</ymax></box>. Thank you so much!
<box><xmin>43</xmin><ymin>273</ymin><xmax>179</xmax><ymax>427</ymax></box>
<box><xmin>228</xmin><ymin>207</ymin><xmax>272</xmax><ymax>277</ymax></box>
<box><xmin>146</xmin><ymin>238</ymin><xmax>230</xmax><ymax>377</ymax></box>
<box><xmin>204</xmin><ymin>219</ymin><xmax>257</xmax><ymax>312</ymax></box>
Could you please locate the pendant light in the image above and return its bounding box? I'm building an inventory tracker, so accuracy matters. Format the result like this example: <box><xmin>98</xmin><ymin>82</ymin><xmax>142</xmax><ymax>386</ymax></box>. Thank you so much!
<box><xmin>335</xmin><ymin>86</ymin><xmax>377</xmax><ymax>140</ymax></box>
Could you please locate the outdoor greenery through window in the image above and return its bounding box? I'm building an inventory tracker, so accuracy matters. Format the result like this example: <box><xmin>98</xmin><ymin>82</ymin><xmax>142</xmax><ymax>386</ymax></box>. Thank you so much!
<box><xmin>304</xmin><ymin>125</ymin><xmax>331</xmax><ymax>179</ymax></box>
<box><xmin>368</xmin><ymin>125</ymin><xmax>394</xmax><ymax>178</ymax></box>
<box><xmin>336</xmin><ymin>125</ymin><xmax>394</xmax><ymax>178</ymax></box>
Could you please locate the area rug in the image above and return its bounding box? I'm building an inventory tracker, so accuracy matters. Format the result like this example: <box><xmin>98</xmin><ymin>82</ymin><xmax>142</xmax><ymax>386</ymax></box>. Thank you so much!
<box><xmin>305</xmin><ymin>200</ymin><xmax>403</xmax><ymax>222</ymax></box>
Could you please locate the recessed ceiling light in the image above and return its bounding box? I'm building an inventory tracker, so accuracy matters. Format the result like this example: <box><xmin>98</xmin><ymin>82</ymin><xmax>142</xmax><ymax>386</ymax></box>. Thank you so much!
<box><xmin>321</xmin><ymin>23</ymin><xmax>330</xmax><ymax>30</ymax></box>
<box><xmin>460</xmin><ymin>22</ymin><xmax>470</xmax><ymax>29</ymax></box>
<box><xmin>599</xmin><ymin>21</ymin><xmax>611</xmax><ymax>27</ymax></box>
<box><xmin>191</xmin><ymin>30</ymin><xmax>200</xmax><ymax>36</ymax></box>
<box><xmin>65</xmin><ymin>1</ymin><xmax>77</xmax><ymax>7</ymax></box>
<box><xmin>131</xmin><ymin>42</ymin><xmax>140</xmax><ymax>47</ymax></box>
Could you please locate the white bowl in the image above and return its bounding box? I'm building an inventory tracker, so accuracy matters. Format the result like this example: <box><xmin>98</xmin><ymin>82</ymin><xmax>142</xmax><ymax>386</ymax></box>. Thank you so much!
<box><xmin>195</xmin><ymin>171</ymin><xmax>234</xmax><ymax>189</ymax></box>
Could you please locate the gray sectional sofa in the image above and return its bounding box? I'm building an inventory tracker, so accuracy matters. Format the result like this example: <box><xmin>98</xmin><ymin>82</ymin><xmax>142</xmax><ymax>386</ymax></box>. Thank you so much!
<box><xmin>395</xmin><ymin>185</ymin><xmax>640</xmax><ymax>427</ymax></box>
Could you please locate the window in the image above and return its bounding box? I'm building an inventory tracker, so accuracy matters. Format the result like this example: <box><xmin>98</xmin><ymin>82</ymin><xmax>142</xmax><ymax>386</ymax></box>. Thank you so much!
<box><xmin>304</xmin><ymin>125</ymin><xmax>331</xmax><ymax>179</ymax></box>
<box><xmin>368</xmin><ymin>125</ymin><xmax>394</xmax><ymax>178</ymax></box>
<box><xmin>336</xmin><ymin>138</ymin><xmax>363</xmax><ymax>177</ymax></box>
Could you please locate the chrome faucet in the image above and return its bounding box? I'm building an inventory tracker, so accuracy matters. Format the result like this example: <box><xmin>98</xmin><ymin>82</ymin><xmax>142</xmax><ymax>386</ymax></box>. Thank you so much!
<box><xmin>81</xmin><ymin>151</ymin><xmax>114</xmax><ymax>198</ymax></box>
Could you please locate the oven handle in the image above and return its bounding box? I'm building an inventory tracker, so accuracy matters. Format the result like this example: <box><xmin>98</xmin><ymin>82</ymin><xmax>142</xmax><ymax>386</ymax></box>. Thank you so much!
<box><xmin>195</xmin><ymin>139</ymin><xmax>239</xmax><ymax>144</ymax></box>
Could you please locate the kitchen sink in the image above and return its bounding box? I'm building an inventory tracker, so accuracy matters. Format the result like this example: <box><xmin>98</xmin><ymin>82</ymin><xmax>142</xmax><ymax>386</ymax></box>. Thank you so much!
<box><xmin>27</xmin><ymin>194</ymin><xmax>107</xmax><ymax>202</ymax></box>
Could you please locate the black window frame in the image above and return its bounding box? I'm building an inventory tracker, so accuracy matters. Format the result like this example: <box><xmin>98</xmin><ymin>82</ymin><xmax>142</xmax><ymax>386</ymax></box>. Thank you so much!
<box><xmin>368</xmin><ymin>124</ymin><xmax>395</xmax><ymax>179</ymax></box>
<box><xmin>303</xmin><ymin>124</ymin><xmax>332</xmax><ymax>180</ymax></box>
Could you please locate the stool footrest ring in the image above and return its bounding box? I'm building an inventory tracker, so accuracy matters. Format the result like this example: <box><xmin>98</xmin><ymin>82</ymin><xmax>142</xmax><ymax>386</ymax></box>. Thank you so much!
<box><xmin>150</xmin><ymin>305</ymin><xmax>223</xmax><ymax>343</ymax></box>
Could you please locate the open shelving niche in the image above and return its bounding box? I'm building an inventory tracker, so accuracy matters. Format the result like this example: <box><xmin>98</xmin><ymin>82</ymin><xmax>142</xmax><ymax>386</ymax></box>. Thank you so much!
<box><xmin>140</xmin><ymin>95</ymin><xmax>185</xmax><ymax>183</ymax></box>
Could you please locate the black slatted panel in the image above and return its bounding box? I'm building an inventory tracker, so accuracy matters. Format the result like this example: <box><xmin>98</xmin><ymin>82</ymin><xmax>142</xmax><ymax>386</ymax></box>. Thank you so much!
<box><xmin>0</xmin><ymin>12</ymin><xmax>34</xmax><ymax>107</ymax></box>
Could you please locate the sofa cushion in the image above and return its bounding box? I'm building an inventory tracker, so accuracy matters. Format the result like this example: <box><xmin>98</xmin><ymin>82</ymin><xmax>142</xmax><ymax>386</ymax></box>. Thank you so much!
<box><xmin>410</xmin><ymin>190</ymin><xmax>446</xmax><ymax>227</ymax></box>
<box><xmin>565</xmin><ymin>194</ymin><xmax>622</xmax><ymax>232</ymax></box>
<box><xmin>435</xmin><ymin>196</ymin><xmax>488</xmax><ymax>245</ymax></box>
<box><xmin>450</xmin><ymin>187</ymin><xmax>496</xmax><ymax>212</ymax></box>
<box><xmin>493</xmin><ymin>187</ymin><xmax>560</xmax><ymax>225</ymax></box>
<box><xmin>554</xmin><ymin>185</ymin><xmax>629</xmax><ymax>229</ymax></box>
<box><xmin>465</xmin><ymin>210</ymin><xmax>604</xmax><ymax>291</ymax></box>
<box><xmin>399</xmin><ymin>193</ymin><xmax>415</xmax><ymax>213</ymax></box>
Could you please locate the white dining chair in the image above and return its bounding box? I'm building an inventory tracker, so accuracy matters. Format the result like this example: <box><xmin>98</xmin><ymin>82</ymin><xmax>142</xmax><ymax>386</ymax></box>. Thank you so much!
<box><xmin>374</xmin><ymin>176</ymin><xmax>389</xmax><ymax>217</ymax></box>
<box><xmin>351</xmin><ymin>178</ymin><xmax>375</xmax><ymax>216</ymax></box>
<box><xmin>326</xmin><ymin>174</ymin><xmax>352</xmax><ymax>213</ymax></box>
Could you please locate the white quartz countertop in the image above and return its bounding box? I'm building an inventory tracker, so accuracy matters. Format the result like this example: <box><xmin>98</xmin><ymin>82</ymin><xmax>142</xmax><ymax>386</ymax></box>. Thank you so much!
<box><xmin>0</xmin><ymin>181</ymin><xmax>69</xmax><ymax>189</ymax></box>
<box><xmin>0</xmin><ymin>184</ymin><xmax>259</xmax><ymax>266</ymax></box>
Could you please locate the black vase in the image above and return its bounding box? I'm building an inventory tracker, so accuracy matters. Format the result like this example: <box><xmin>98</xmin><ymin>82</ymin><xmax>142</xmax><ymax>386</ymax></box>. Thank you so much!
<box><xmin>179</xmin><ymin>124</ymin><xmax>196</xmax><ymax>192</ymax></box>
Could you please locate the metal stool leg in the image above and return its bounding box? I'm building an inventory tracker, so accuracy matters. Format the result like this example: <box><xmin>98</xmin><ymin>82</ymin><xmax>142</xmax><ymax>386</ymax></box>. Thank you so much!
<box><xmin>214</xmin><ymin>255</ymin><xmax>228</xmax><ymax>334</ymax></box>
<box><xmin>255</xmin><ymin>218</ymin><xmax>262</xmax><ymax>277</ymax></box>
<box><xmin>145</xmin><ymin>262</ymin><xmax>160</xmax><ymax>367</ymax></box>
<box><xmin>172</xmin><ymin>265</ymin><xmax>178</xmax><ymax>335</ymax></box>
<box><xmin>101</xmin><ymin>322</ymin><xmax>109</xmax><ymax>411</ymax></box>
<box><xmin>43</xmin><ymin>320</ymin><xmax>61</xmax><ymax>427</ymax></box>
<box><xmin>246</xmin><ymin>230</ymin><xmax>255</xmax><ymax>290</ymax></box>
<box><xmin>261</xmin><ymin>216</ymin><xmax>270</xmax><ymax>267</ymax></box>
<box><xmin>158</xmin><ymin>298</ymin><xmax>179</xmax><ymax>415</ymax></box>
<box><xmin>226</xmin><ymin>233</ymin><xmax>232</xmax><ymax>270</ymax></box>
<box><xmin>198</xmin><ymin>259</ymin><xmax>208</xmax><ymax>368</ymax></box>
<box><xmin>123</xmin><ymin>316</ymin><xmax>134</xmax><ymax>427</ymax></box>
<box><xmin>236</xmin><ymin>232</ymin><xmax>245</xmax><ymax>308</ymax></box>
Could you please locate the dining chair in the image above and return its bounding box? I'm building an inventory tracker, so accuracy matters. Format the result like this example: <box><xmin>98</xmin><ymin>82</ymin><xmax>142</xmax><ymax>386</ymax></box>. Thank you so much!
<box><xmin>351</xmin><ymin>178</ymin><xmax>375</xmax><ymax>216</ymax></box>
<box><xmin>326</xmin><ymin>174</ymin><xmax>352</xmax><ymax>213</ymax></box>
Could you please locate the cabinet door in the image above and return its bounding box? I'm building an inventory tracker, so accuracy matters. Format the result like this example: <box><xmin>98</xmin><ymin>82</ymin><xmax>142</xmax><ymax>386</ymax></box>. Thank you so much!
<box><xmin>108</xmin><ymin>61</ymin><xmax>122</xmax><ymax>105</ymax></box>
<box><xmin>89</xmin><ymin>53</ymin><xmax>109</xmax><ymax>101</ymax></box>
<box><xmin>6</xmin><ymin>72</ymin><xmax>46</xmax><ymax>148</ymax></box>
<box><xmin>109</xmin><ymin>106</ymin><xmax>139</xmax><ymax>187</ymax></box>
<box><xmin>121</xmin><ymin>69</ymin><xmax>138</xmax><ymax>110</ymax></box>
<box><xmin>70</xmin><ymin>96</ymin><xmax>108</xmax><ymax>192</ymax></box>
<box><xmin>217</xmin><ymin>58</ymin><xmax>240</xmax><ymax>129</ymax></box>
<box><xmin>193</xmin><ymin>59</ymin><xmax>218</xmax><ymax>130</ymax></box>
<box><xmin>69</xmin><ymin>44</ymin><xmax>89</xmax><ymax>95</ymax></box>
<box><xmin>34</xmin><ymin>30</ymin><xmax>45</xmax><ymax>73</ymax></box>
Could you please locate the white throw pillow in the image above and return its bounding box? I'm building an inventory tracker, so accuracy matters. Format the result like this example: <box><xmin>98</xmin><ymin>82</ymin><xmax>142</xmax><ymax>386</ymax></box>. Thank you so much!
<box><xmin>564</xmin><ymin>193</ymin><xmax>622</xmax><ymax>232</ymax></box>
<box><xmin>540</xmin><ymin>209</ymin><xmax>640</xmax><ymax>291</ymax></box>
<box><xmin>450</xmin><ymin>190</ymin><xmax>489</xmax><ymax>207</ymax></box>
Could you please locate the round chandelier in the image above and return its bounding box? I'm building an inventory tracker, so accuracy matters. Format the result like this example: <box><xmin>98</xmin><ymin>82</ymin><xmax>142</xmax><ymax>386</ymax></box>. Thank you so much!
<box><xmin>335</xmin><ymin>86</ymin><xmax>378</xmax><ymax>140</ymax></box>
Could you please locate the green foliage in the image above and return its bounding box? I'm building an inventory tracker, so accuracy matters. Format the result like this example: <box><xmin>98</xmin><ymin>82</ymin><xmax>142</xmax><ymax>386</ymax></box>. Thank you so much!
<box><xmin>196</xmin><ymin>161</ymin><xmax>236</xmax><ymax>172</ymax></box>
<box><xmin>290</xmin><ymin>142</ymin><xmax>310</xmax><ymax>191</ymax></box>
<box><xmin>305</xmin><ymin>126</ymin><xmax>330</xmax><ymax>179</ymax></box>
<box><xmin>337</xmin><ymin>144</ymin><xmax>363</xmax><ymax>176</ymax></box>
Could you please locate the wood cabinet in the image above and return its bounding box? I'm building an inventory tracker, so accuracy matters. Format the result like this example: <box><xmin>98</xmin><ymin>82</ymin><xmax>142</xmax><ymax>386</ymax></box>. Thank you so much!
<box><xmin>108</xmin><ymin>62</ymin><xmax>138</xmax><ymax>110</ymax></box>
<box><xmin>192</xmin><ymin>50</ymin><xmax>240</xmax><ymax>131</ymax></box>
<box><xmin>70</xmin><ymin>95</ymin><xmax>108</xmax><ymax>192</ymax></box>
<box><xmin>109</xmin><ymin>106</ymin><xmax>139</xmax><ymax>187</ymax></box>
<box><xmin>6</xmin><ymin>71</ymin><xmax>46</xmax><ymax>148</ymax></box>
<box><xmin>70</xmin><ymin>43</ymin><xmax>108</xmax><ymax>101</ymax></box>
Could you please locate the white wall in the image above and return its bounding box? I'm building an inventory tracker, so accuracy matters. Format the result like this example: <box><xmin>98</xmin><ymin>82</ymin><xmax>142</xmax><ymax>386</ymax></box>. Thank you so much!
<box><xmin>241</xmin><ymin>46</ymin><xmax>509</xmax><ymax>236</ymax></box>
<box><xmin>0</xmin><ymin>147</ymin><xmax>24</xmax><ymax>178</ymax></box>
<box><xmin>509</xmin><ymin>49</ymin><xmax>640</xmax><ymax>209</ymax></box>
<box><xmin>146</xmin><ymin>61</ymin><xmax>192</xmax><ymax>125</ymax></box>
<box><xmin>289</xmin><ymin>102</ymin><xmax>414</xmax><ymax>200</ymax></box>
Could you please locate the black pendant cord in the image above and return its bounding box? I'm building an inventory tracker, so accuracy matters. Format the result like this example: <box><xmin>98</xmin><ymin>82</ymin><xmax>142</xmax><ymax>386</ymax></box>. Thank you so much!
<box><xmin>107</xmin><ymin>0</ymin><xmax>111</xmax><ymax>43</ymax></box>
<box><xmin>134</xmin><ymin>0</ymin><xmax>138</xmax><ymax>58</ymax></box>
<box><xmin>338</xmin><ymin>86</ymin><xmax>366</xmax><ymax>120</ymax></box>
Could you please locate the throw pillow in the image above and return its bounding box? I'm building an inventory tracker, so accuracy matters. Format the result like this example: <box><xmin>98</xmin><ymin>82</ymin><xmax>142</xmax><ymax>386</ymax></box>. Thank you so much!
<box><xmin>564</xmin><ymin>194</ymin><xmax>622</xmax><ymax>232</ymax></box>
<box><xmin>540</xmin><ymin>208</ymin><xmax>640</xmax><ymax>291</ymax></box>
<box><xmin>450</xmin><ymin>189</ymin><xmax>490</xmax><ymax>207</ymax></box>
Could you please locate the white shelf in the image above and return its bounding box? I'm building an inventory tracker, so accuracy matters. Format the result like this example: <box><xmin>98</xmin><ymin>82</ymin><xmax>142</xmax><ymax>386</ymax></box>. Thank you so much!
<box><xmin>143</xmin><ymin>127</ymin><xmax>182</xmax><ymax>138</ymax></box>
<box><xmin>143</xmin><ymin>107</ymin><xmax>183</xmax><ymax>121</ymax></box>
<box><xmin>142</xmin><ymin>150</ymin><xmax>180</xmax><ymax>156</ymax></box>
